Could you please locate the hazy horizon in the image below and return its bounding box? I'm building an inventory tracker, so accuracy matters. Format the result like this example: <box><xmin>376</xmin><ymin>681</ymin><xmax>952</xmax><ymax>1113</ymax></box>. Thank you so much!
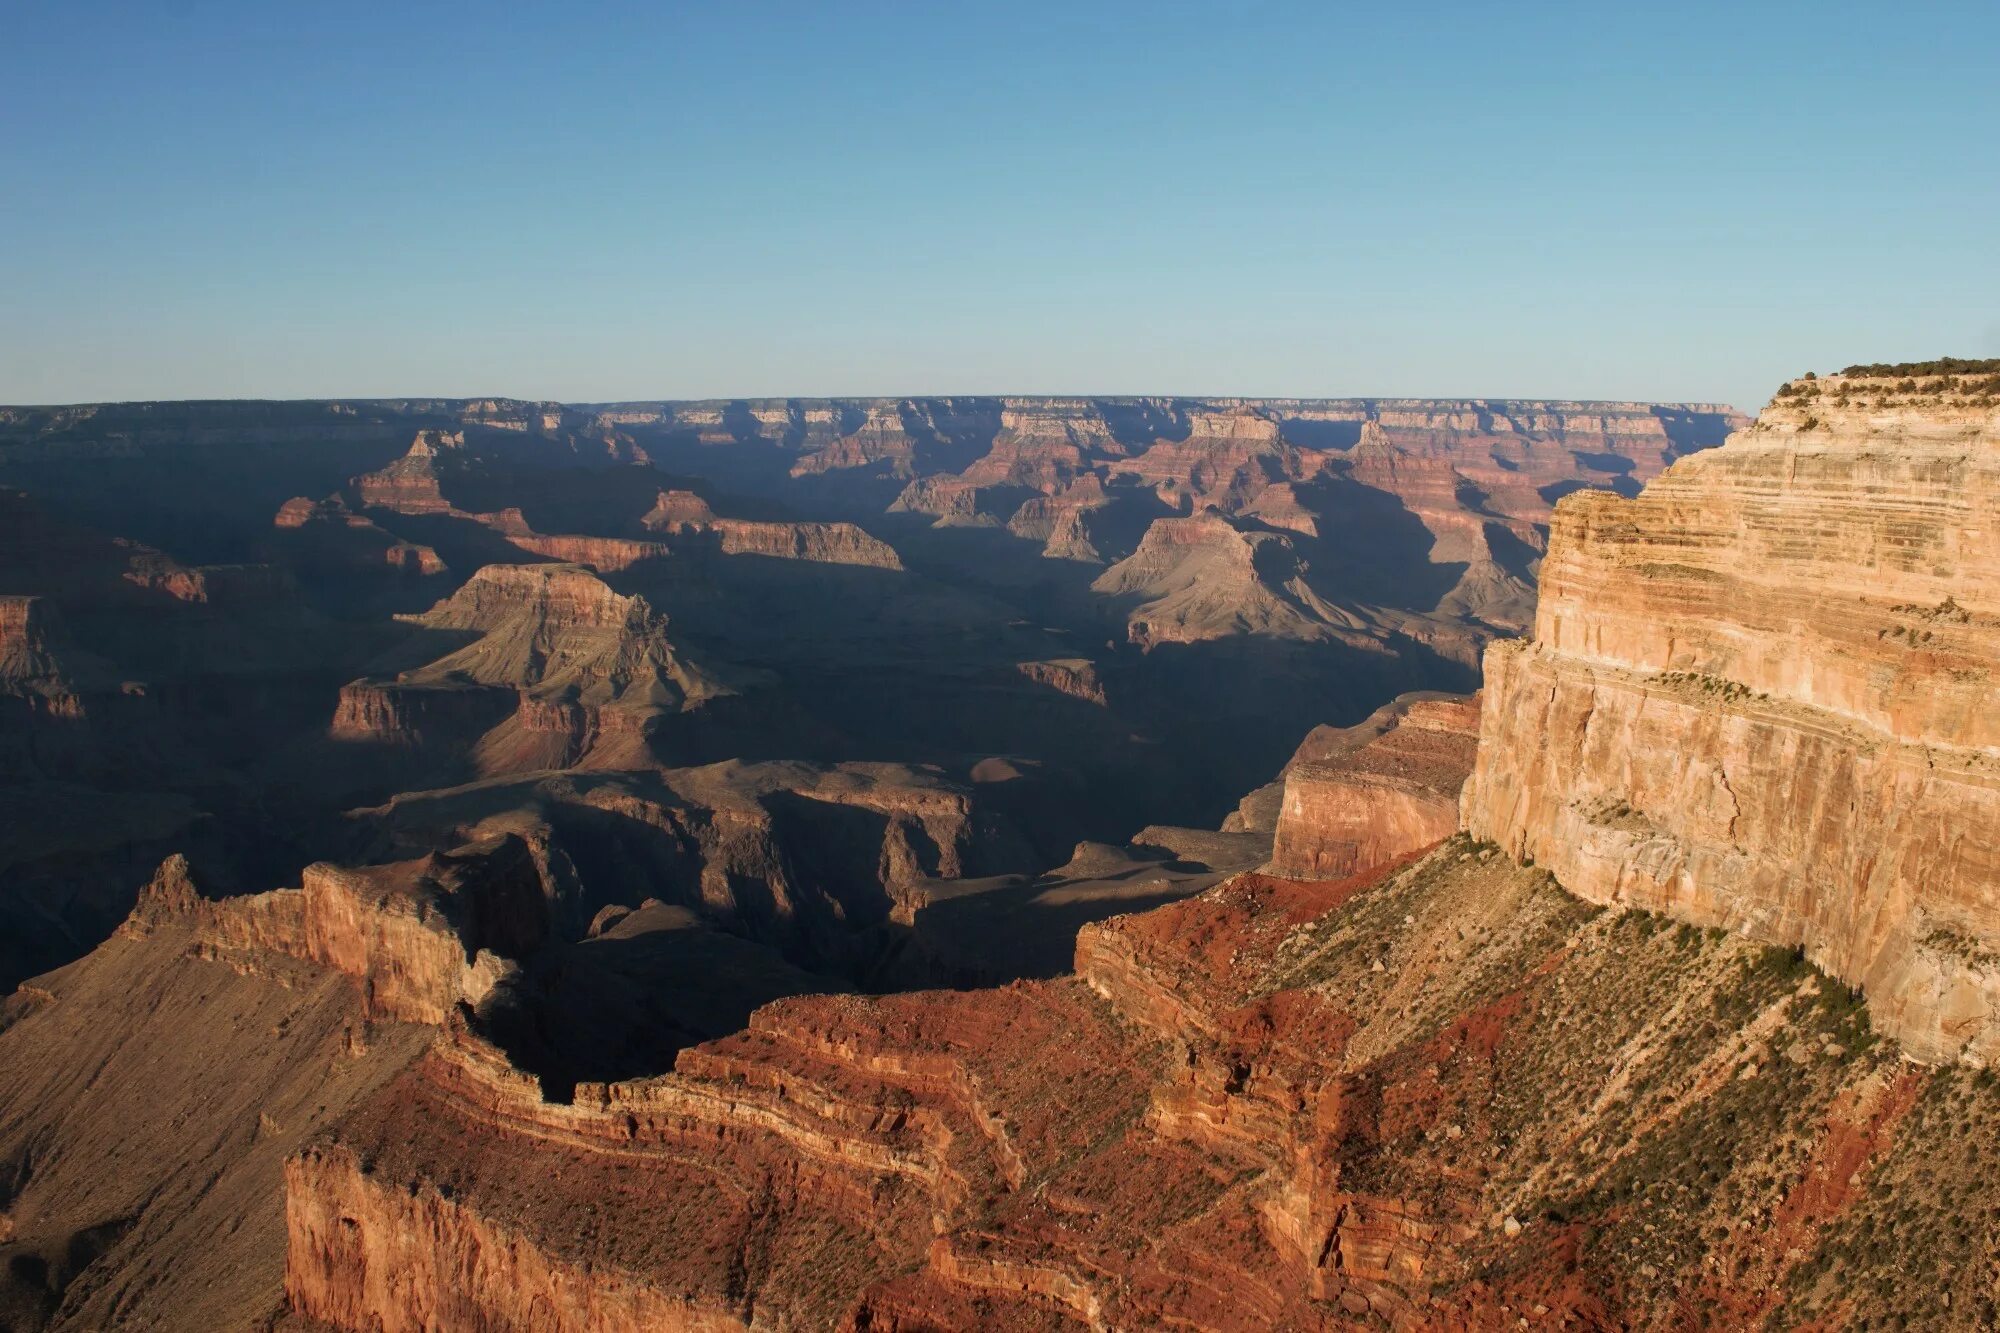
<box><xmin>1</xmin><ymin>386</ymin><xmax>1759</xmax><ymax>411</ymax></box>
<box><xmin>6</xmin><ymin>0</ymin><xmax>1996</xmax><ymax>415</ymax></box>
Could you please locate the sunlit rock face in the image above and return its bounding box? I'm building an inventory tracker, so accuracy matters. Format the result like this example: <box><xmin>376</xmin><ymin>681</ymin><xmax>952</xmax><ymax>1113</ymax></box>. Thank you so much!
<box><xmin>1270</xmin><ymin>694</ymin><xmax>1480</xmax><ymax>881</ymax></box>
<box><xmin>1466</xmin><ymin>371</ymin><xmax>2000</xmax><ymax>1064</ymax></box>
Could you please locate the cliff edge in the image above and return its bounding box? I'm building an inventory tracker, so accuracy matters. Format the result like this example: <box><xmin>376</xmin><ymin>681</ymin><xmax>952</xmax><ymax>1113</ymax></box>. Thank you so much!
<box><xmin>1465</xmin><ymin>367</ymin><xmax>2000</xmax><ymax>1064</ymax></box>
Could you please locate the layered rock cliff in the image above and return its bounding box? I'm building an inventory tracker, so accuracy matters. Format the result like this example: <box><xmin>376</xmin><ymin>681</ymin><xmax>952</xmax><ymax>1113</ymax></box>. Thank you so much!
<box><xmin>124</xmin><ymin>840</ymin><xmax>548</xmax><ymax>1026</ymax></box>
<box><xmin>275</xmin><ymin>838</ymin><xmax>2000</xmax><ymax>1331</ymax></box>
<box><xmin>402</xmin><ymin>563</ymin><xmax>740</xmax><ymax>710</ymax></box>
<box><xmin>0</xmin><ymin>597</ymin><xmax>107</xmax><ymax>721</ymax></box>
<box><xmin>1270</xmin><ymin>693</ymin><xmax>1480</xmax><ymax>881</ymax></box>
<box><xmin>1465</xmin><ymin>370</ymin><xmax>2000</xmax><ymax>1064</ymax></box>
<box><xmin>640</xmin><ymin>489</ymin><xmax>903</xmax><ymax>568</ymax></box>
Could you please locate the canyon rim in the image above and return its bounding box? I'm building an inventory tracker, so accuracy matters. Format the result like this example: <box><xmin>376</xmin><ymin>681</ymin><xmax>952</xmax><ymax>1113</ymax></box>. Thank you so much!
<box><xmin>2</xmin><ymin>366</ymin><xmax>1998</xmax><ymax>1329</ymax></box>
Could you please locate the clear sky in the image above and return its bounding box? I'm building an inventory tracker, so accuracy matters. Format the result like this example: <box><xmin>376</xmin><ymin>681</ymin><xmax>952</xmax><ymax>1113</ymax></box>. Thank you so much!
<box><xmin>3</xmin><ymin>1</ymin><xmax>1996</xmax><ymax>412</ymax></box>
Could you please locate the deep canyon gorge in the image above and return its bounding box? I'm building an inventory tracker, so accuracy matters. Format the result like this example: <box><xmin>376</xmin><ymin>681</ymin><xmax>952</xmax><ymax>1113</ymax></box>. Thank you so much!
<box><xmin>3</xmin><ymin>371</ymin><xmax>1999</xmax><ymax>1330</ymax></box>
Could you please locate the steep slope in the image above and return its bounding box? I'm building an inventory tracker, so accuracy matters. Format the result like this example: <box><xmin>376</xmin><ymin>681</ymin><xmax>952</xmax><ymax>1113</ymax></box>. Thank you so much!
<box><xmin>1465</xmin><ymin>369</ymin><xmax>2000</xmax><ymax>1064</ymax></box>
<box><xmin>0</xmin><ymin>857</ymin><xmax>437</xmax><ymax>1331</ymax></box>
<box><xmin>1090</xmin><ymin>510</ymin><xmax>1378</xmax><ymax>649</ymax></box>
<box><xmin>333</xmin><ymin>563</ymin><xmax>751</xmax><ymax>774</ymax></box>
<box><xmin>278</xmin><ymin>842</ymin><xmax>2000</xmax><ymax>1331</ymax></box>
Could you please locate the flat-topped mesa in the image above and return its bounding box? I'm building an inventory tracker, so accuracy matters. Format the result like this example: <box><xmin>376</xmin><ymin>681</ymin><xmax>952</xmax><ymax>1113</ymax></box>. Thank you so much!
<box><xmin>329</xmin><ymin>677</ymin><xmax>515</xmax><ymax>746</ymax></box>
<box><xmin>1270</xmin><ymin>693</ymin><xmax>1480</xmax><ymax>881</ymax></box>
<box><xmin>409</xmin><ymin>561</ymin><xmax>637</xmax><ymax>635</ymax></box>
<box><xmin>643</xmin><ymin>488</ymin><xmax>904</xmax><ymax>568</ymax></box>
<box><xmin>1465</xmin><ymin>369</ymin><xmax>2000</xmax><ymax>1064</ymax></box>
<box><xmin>640</xmin><ymin>487</ymin><xmax>718</xmax><ymax>527</ymax></box>
<box><xmin>329</xmin><ymin>564</ymin><xmax>746</xmax><ymax>763</ymax></box>
<box><xmin>1013</xmin><ymin>657</ymin><xmax>1108</xmax><ymax>707</ymax></box>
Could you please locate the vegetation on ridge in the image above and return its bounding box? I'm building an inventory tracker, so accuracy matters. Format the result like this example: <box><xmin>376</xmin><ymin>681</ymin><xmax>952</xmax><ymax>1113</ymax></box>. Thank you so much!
<box><xmin>1835</xmin><ymin>356</ymin><xmax>2000</xmax><ymax>378</ymax></box>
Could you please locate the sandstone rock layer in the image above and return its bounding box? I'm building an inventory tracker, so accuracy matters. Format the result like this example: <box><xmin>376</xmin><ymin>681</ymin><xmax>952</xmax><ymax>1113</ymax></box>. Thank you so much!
<box><xmin>1465</xmin><ymin>374</ymin><xmax>2000</xmax><ymax>1064</ymax></box>
<box><xmin>1270</xmin><ymin>693</ymin><xmax>1479</xmax><ymax>881</ymax></box>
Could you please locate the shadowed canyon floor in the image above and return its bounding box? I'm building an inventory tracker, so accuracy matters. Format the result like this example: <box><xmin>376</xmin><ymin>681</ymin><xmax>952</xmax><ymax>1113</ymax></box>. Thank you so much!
<box><xmin>7</xmin><ymin>373</ymin><xmax>2000</xmax><ymax>1329</ymax></box>
<box><xmin>0</xmin><ymin>394</ymin><xmax>1739</xmax><ymax>992</ymax></box>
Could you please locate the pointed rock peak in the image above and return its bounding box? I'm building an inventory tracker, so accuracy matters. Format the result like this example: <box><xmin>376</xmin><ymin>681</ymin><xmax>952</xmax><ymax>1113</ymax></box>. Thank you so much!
<box><xmin>122</xmin><ymin>853</ymin><xmax>202</xmax><ymax>935</ymax></box>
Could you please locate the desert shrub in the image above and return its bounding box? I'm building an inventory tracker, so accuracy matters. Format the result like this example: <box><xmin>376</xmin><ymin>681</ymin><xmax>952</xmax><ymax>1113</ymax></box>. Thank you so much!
<box><xmin>1838</xmin><ymin>356</ymin><xmax>2000</xmax><ymax>377</ymax></box>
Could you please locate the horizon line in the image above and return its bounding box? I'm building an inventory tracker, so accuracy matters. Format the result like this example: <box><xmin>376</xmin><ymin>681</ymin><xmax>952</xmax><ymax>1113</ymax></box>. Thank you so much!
<box><xmin>0</xmin><ymin>390</ymin><xmax>1754</xmax><ymax>413</ymax></box>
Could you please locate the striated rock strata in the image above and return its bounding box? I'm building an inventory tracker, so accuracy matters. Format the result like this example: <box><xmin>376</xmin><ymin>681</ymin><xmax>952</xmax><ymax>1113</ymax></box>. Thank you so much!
<box><xmin>1465</xmin><ymin>372</ymin><xmax>2000</xmax><ymax>1064</ymax></box>
<box><xmin>1270</xmin><ymin>693</ymin><xmax>1480</xmax><ymax>881</ymax></box>
<box><xmin>276</xmin><ymin>840</ymin><xmax>2000</xmax><ymax>1330</ymax></box>
<box><xmin>640</xmin><ymin>489</ymin><xmax>902</xmax><ymax>568</ymax></box>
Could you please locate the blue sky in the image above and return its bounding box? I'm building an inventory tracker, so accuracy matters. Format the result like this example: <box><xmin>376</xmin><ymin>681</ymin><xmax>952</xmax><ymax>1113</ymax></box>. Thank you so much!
<box><xmin>3</xmin><ymin>1</ymin><xmax>1995</xmax><ymax>411</ymax></box>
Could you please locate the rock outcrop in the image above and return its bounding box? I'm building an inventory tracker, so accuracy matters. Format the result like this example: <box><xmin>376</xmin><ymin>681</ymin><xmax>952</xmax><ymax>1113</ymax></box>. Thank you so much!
<box><xmin>1106</xmin><ymin>405</ymin><xmax>1301</xmax><ymax>512</ymax></box>
<box><xmin>124</xmin><ymin>839</ymin><xmax>548</xmax><ymax>1025</ymax></box>
<box><xmin>399</xmin><ymin>563</ymin><xmax>739</xmax><ymax>710</ymax></box>
<box><xmin>1465</xmin><ymin>370</ymin><xmax>2000</xmax><ymax>1064</ymax></box>
<box><xmin>1091</xmin><ymin>510</ymin><xmax>1377</xmax><ymax>649</ymax></box>
<box><xmin>1269</xmin><ymin>693</ymin><xmax>1480</xmax><ymax>881</ymax></box>
<box><xmin>274</xmin><ymin>494</ymin><xmax>447</xmax><ymax>575</ymax></box>
<box><xmin>0</xmin><ymin>597</ymin><xmax>105</xmax><ymax>723</ymax></box>
<box><xmin>325</xmin><ymin>563</ymin><xmax>754</xmax><ymax>776</ymax></box>
<box><xmin>1013</xmin><ymin>657</ymin><xmax>1108</xmax><ymax>706</ymax></box>
<box><xmin>273</xmin><ymin>837</ymin><xmax>2000</xmax><ymax>1331</ymax></box>
<box><xmin>640</xmin><ymin>489</ymin><xmax>903</xmax><ymax>568</ymax></box>
<box><xmin>349</xmin><ymin>428</ymin><xmax>470</xmax><ymax>515</ymax></box>
<box><xmin>0</xmin><ymin>859</ymin><xmax>435</xmax><ymax>1331</ymax></box>
<box><xmin>351</xmin><ymin>759</ymin><xmax>1042</xmax><ymax>979</ymax></box>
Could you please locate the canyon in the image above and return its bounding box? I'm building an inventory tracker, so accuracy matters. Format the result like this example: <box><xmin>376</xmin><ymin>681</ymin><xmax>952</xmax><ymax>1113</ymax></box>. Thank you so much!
<box><xmin>4</xmin><ymin>371</ymin><xmax>1999</xmax><ymax>1330</ymax></box>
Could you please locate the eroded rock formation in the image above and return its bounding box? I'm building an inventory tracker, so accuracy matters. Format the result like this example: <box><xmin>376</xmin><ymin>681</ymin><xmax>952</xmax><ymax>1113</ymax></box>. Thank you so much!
<box><xmin>640</xmin><ymin>489</ymin><xmax>902</xmax><ymax>568</ymax></box>
<box><xmin>274</xmin><ymin>495</ymin><xmax>447</xmax><ymax>576</ymax></box>
<box><xmin>1091</xmin><ymin>510</ymin><xmax>1379</xmax><ymax>649</ymax></box>
<box><xmin>1465</xmin><ymin>371</ymin><xmax>2000</xmax><ymax>1064</ymax></box>
<box><xmin>332</xmin><ymin>564</ymin><xmax>746</xmax><ymax>766</ymax></box>
<box><xmin>1269</xmin><ymin>693</ymin><xmax>1480</xmax><ymax>881</ymax></box>
<box><xmin>272</xmin><ymin>841</ymin><xmax>2000</xmax><ymax>1331</ymax></box>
